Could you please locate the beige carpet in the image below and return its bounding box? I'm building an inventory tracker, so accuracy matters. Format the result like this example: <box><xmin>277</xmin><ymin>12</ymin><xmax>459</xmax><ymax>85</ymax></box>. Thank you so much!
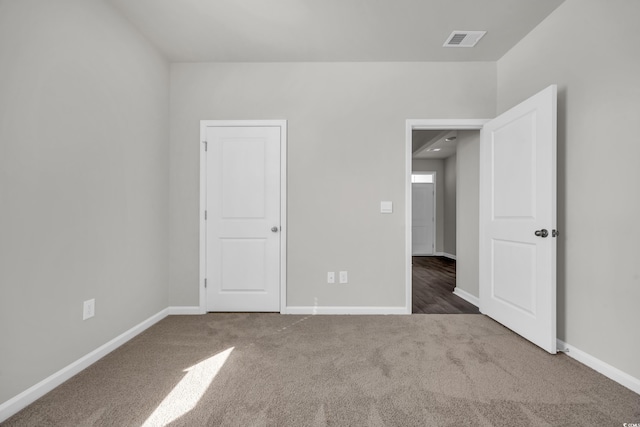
<box><xmin>4</xmin><ymin>314</ymin><xmax>639</xmax><ymax>426</ymax></box>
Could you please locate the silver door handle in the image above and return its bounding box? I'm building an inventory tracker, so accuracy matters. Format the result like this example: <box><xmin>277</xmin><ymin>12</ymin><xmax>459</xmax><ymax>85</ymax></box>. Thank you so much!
<box><xmin>271</xmin><ymin>226</ymin><xmax>279</xmax><ymax>233</ymax></box>
<box><xmin>534</xmin><ymin>229</ymin><xmax>548</xmax><ymax>238</ymax></box>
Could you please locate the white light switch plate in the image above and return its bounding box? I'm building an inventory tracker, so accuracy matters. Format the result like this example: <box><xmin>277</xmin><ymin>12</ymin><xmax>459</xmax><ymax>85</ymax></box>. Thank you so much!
<box><xmin>380</xmin><ymin>201</ymin><xmax>393</xmax><ymax>213</ymax></box>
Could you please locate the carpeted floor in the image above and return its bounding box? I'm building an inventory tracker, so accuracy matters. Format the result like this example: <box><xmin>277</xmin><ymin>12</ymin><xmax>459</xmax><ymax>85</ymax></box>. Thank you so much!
<box><xmin>4</xmin><ymin>314</ymin><xmax>639</xmax><ymax>426</ymax></box>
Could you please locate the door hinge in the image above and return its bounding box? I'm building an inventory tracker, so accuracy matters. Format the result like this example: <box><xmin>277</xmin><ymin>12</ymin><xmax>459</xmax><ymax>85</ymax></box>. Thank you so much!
<box><xmin>204</xmin><ymin>278</ymin><xmax>207</xmax><ymax>288</ymax></box>
<box><xmin>202</xmin><ymin>140</ymin><xmax>208</xmax><ymax>151</ymax></box>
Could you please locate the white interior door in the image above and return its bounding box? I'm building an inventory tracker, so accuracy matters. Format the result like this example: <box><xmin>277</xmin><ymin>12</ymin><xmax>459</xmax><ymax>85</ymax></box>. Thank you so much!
<box><xmin>479</xmin><ymin>85</ymin><xmax>557</xmax><ymax>353</ymax></box>
<box><xmin>412</xmin><ymin>183</ymin><xmax>435</xmax><ymax>255</ymax></box>
<box><xmin>204</xmin><ymin>124</ymin><xmax>282</xmax><ymax>312</ymax></box>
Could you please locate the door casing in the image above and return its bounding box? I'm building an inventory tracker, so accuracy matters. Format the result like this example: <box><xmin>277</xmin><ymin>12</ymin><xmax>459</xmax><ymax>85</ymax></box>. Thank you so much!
<box><xmin>199</xmin><ymin>120</ymin><xmax>287</xmax><ymax>314</ymax></box>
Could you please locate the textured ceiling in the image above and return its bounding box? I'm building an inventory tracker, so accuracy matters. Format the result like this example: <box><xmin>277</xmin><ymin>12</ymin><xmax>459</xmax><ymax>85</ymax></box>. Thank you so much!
<box><xmin>108</xmin><ymin>0</ymin><xmax>565</xmax><ymax>62</ymax></box>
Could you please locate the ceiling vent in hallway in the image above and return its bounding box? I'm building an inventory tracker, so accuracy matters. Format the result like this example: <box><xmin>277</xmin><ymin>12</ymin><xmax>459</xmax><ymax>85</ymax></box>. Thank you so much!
<box><xmin>443</xmin><ymin>31</ymin><xmax>487</xmax><ymax>47</ymax></box>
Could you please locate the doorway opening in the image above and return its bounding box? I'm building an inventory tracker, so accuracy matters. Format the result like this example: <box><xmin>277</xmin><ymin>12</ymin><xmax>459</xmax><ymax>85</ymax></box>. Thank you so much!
<box><xmin>406</xmin><ymin>120</ymin><xmax>487</xmax><ymax>314</ymax></box>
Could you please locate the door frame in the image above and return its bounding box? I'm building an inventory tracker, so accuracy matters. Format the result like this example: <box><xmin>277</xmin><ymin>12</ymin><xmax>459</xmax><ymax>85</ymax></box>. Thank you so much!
<box><xmin>405</xmin><ymin>119</ymin><xmax>488</xmax><ymax>312</ymax></box>
<box><xmin>411</xmin><ymin>172</ymin><xmax>436</xmax><ymax>256</ymax></box>
<box><xmin>199</xmin><ymin>120</ymin><xmax>288</xmax><ymax>314</ymax></box>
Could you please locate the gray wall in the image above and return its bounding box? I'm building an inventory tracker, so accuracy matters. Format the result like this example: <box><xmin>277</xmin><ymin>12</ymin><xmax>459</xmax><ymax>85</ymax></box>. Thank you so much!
<box><xmin>497</xmin><ymin>0</ymin><xmax>640</xmax><ymax>379</ymax></box>
<box><xmin>170</xmin><ymin>62</ymin><xmax>496</xmax><ymax>308</ymax></box>
<box><xmin>455</xmin><ymin>131</ymin><xmax>480</xmax><ymax>298</ymax></box>
<box><xmin>443</xmin><ymin>155</ymin><xmax>457</xmax><ymax>256</ymax></box>
<box><xmin>412</xmin><ymin>159</ymin><xmax>445</xmax><ymax>254</ymax></box>
<box><xmin>0</xmin><ymin>0</ymin><xmax>170</xmax><ymax>403</ymax></box>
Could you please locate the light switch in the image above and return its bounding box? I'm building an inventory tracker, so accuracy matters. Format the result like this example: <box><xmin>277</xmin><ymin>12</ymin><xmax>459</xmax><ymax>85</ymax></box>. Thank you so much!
<box><xmin>380</xmin><ymin>201</ymin><xmax>393</xmax><ymax>214</ymax></box>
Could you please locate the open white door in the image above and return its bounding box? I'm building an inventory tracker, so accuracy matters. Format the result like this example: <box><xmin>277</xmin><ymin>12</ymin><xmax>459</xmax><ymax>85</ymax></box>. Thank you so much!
<box><xmin>479</xmin><ymin>85</ymin><xmax>557</xmax><ymax>354</ymax></box>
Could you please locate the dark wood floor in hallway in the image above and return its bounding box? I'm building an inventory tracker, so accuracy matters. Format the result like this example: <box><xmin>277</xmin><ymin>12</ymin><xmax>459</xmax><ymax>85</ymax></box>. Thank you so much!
<box><xmin>412</xmin><ymin>256</ymin><xmax>480</xmax><ymax>314</ymax></box>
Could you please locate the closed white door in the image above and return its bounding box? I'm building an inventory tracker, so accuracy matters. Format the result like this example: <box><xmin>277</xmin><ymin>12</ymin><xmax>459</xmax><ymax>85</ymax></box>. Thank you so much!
<box><xmin>203</xmin><ymin>124</ymin><xmax>283</xmax><ymax>312</ymax></box>
<box><xmin>412</xmin><ymin>183</ymin><xmax>435</xmax><ymax>255</ymax></box>
<box><xmin>479</xmin><ymin>85</ymin><xmax>557</xmax><ymax>353</ymax></box>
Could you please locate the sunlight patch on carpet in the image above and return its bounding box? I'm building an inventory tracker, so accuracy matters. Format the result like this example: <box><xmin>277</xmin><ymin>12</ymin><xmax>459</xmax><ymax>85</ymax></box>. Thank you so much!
<box><xmin>141</xmin><ymin>347</ymin><xmax>234</xmax><ymax>427</ymax></box>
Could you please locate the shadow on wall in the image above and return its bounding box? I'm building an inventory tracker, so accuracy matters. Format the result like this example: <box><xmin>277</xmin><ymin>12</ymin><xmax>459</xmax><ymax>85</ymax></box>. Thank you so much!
<box><xmin>556</xmin><ymin>86</ymin><xmax>568</xmax><ymax>341</ymax></box>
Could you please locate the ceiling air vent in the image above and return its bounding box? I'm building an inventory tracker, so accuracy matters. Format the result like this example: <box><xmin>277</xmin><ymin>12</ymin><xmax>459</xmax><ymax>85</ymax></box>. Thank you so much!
<box><xmin>443</xmin><ymin>31</ymin><xmax>487</xmax><ymax>48</ymax></box>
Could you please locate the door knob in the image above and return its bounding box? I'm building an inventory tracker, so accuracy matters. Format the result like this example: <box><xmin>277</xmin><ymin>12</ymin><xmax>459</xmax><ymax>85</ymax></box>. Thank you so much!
<box><xmin>271</xmin><ymin>226</ymin><xmax>279</xmax><ymax>233</ymax></box>
<box><xmin>534</xmin><ymin>229</ymin><xmax>549</xmax><ymax>238</ymax></box>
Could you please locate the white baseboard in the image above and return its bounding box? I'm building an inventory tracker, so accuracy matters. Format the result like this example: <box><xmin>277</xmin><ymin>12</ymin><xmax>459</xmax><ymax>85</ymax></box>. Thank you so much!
<box><xmin>453</xmin><ymin>287</ymin><xmax>479</xmax><ymax>307</ymax></box>
<box><xmin>168</xmin><ymin>306</ymin><xmax>204</xmax><ymax>315</ymax></box>
<box><xmin>556</xmin><ymin>339</ymin><xmax>640</xmax><ymax>395</ymax></box>
<box><xmin>0</xmin><ymin>308</ymin><xmax>169</xmax><ymax>423</ymax></box>
<box><xmin>435</xmin><ymin>252</ymin><xmax>457</xmax><ymax>260</ymax></box>
<box><xmin>284</xmin><ymin>306</ymin><xmax>410</xmax><ymax>315</ymax></box>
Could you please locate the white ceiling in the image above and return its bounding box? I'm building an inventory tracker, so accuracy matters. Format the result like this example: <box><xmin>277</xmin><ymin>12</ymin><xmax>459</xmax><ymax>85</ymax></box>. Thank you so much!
<box><xmin>107</xmin><ymin>0</ymin><xmax>565</xmax><ymax>62</ymax></box>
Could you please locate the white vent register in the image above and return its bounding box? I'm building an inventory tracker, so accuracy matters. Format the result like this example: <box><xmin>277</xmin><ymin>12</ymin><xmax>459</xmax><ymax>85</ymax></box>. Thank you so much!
<box><xmin>443</xmin><ymin>31</ymin><xmax>486</xmax><ymax>47</ymax></box>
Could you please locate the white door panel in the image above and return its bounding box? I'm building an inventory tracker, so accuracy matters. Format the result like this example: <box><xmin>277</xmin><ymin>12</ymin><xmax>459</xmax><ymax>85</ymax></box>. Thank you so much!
<box><xmin>221</xmin><ymin>139</ymin><xmax>266</xmax><ymax>218</ymax></box>
<box><xmin>220</xmin><ymin>239</ymin><xmax>267</xmax><ymax>291</ymax></box>
<box><xmin>480</xmin><ymin>85</ymin><xmax>557</xmax><ymax>354</ymax></box>
<box><xmin>205</xmin><ymin>125</ymin><xmax>282</xmax><ymax>312</ymax></box>
<box><xmin>492</xmin><ymin>112</ymin><xmax>536</xmax><ymax>219</ymax></box>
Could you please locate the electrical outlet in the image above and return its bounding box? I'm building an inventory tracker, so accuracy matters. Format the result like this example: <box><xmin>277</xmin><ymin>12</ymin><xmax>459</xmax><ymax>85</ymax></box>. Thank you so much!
<box><xmin>339</xmin><ymin>271</ymin><xmax>348</xmax><ymax>284</ymax></box>
<box><xmin>83</xmin><ymin>299</ymin><xmax>95</xmax><ymax>320</ymax></box>
<box><xmin>327</xmin><ymin>272</ymin><xmax>335</xmax><ymax>284</ymax></box>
